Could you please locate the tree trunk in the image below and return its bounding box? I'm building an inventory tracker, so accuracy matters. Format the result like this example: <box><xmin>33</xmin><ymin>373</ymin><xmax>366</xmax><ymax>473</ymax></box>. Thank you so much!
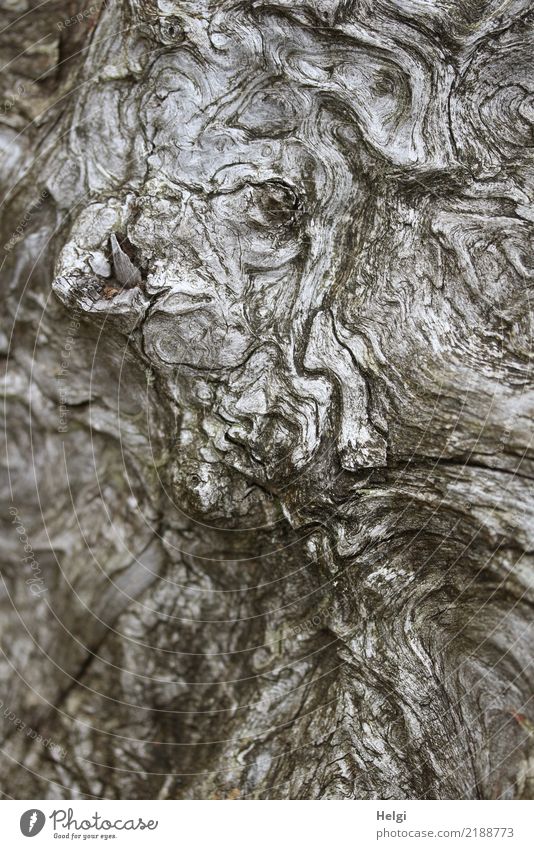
<box><xmin>1</xmin><ymin>0</ymin><xmax>533</xmax><ymax>799</ymax></box>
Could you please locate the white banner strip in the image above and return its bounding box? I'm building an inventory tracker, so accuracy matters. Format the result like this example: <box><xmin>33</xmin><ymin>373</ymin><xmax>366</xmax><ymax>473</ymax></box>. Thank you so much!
<box><xmin>2</xmin><ymin>799</ymin><xmax>533</xmax><ymax>848</ymax></box>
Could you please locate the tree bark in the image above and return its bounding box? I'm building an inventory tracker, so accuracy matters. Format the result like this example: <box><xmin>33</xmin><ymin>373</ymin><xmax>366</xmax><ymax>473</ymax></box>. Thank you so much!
<box><xmin>1</xmin><ymin>0</ymin><xmax>534</xmax><ymax>799</ymax></box>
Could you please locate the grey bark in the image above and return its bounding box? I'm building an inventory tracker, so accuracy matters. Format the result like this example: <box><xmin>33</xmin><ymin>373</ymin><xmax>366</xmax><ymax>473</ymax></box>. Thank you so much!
<box><xmin>1</xmin><ymin>0</ymin><xmax>534</xmax><ymax>799</ymax></box>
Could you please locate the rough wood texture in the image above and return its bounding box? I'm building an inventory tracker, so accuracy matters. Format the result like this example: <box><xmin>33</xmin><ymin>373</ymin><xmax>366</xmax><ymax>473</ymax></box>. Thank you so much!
<box><xmin>1</xmin><ymin>0</ymin><xmax>534</xmax><ymax>800</ymax></box>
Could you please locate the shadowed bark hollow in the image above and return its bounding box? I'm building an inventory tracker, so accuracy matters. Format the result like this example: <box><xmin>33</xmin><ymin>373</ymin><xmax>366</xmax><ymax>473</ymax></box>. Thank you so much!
<box><xmin>1</xmin><ymin>0</ymin><xmax>533</xmax><ymax>799</ymax></box>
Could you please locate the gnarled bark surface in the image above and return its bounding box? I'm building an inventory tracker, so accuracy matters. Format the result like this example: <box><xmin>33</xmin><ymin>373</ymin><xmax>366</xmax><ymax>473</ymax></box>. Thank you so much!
<box><xmin>1</xmin><ymin>0</ymin><xmax>534</xmax><ymax>799</ymax></box>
